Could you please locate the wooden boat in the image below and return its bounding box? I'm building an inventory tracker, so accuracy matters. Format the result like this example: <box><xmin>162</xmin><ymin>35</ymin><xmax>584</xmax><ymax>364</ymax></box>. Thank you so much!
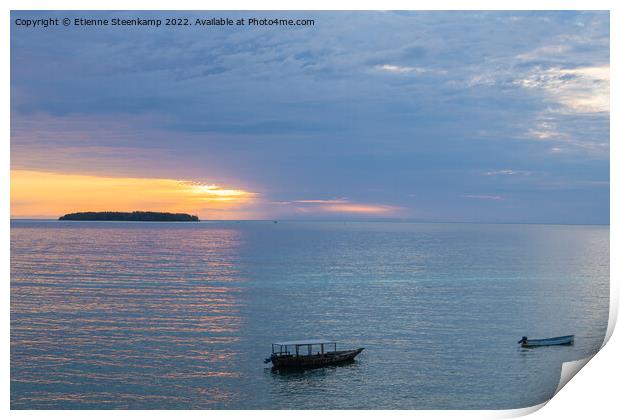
<box><xmin>265</xmin><ymin>339</ymin><xmax>364</xmax><ymax>370</ymax></box>
<box><xmin>518</xmin><ymin>335</ymin><xmax>574</xmax><ymax>348</ymax></box>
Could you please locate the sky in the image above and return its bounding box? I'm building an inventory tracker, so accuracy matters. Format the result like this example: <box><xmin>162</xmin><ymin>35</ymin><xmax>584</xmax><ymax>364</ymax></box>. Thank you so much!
<box><xmin>10</xmin><ymin>11</ymin><xmax>610</xmax><ymax>223</ymax></box>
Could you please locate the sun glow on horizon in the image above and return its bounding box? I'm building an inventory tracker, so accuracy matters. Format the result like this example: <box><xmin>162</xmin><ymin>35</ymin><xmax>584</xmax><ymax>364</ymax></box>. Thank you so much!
<box><xmin>183</xmin><ymin>182</ymin><xmax>255</xmax><ymax>201</ymax></box>
<box><xmin>10</xmin><ymin>170</ymin><xmax>257</xmax><ymax>219</ymax></box>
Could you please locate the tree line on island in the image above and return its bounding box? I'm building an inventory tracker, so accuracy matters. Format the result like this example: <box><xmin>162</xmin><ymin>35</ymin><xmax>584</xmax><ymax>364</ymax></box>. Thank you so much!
<box><xmin>59</xmin><ymin>211</ymin><xmax>200</xmax><ymax>222</ymax></box>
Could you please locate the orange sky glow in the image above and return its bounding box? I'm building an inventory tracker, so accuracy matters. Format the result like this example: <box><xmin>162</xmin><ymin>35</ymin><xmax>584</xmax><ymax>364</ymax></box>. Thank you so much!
<box><xmin>11</xmin><ymin>170</ymin><xmax>403</xmax><ymax>220</ymax></box>
<box><xmin>11</xmin><ymin>170</ymin><xmax>257</xmax><ymax>219</ymax></box>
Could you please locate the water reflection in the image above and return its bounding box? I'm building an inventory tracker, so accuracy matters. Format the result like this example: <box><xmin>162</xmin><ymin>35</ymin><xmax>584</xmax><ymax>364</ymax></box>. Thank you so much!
<box><xmin>11</xmin><ymin>222</ymin><xmax>245</xmax><ymax>409</ymax></box>
<box><xmin>268</xmin><ymin>359</ymin><xmax>361</xmax><ymax>378</ymax></box>
<box><xmin>11</xmin><ymin>221</ymin><xmax>609</xmax><ymax>409</ymax></box>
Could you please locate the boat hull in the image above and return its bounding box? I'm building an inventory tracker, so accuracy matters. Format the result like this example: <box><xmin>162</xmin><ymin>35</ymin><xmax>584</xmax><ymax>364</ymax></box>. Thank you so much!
<box><xmin>270</xmin><ymin>348</ymin><xmax>364</xmax><ymax>370</ymax></box>
<box><xmin>520</xmin><ymin>335</ymin><xmax>574</xmax><ymax>348</ymax></box>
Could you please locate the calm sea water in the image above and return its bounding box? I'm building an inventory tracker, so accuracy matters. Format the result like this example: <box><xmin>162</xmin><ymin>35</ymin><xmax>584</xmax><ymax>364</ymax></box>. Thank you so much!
<box><xmin>11</xmin><ymin>221</ymin><xmax>609</xmax><ymax>409</ymax></box>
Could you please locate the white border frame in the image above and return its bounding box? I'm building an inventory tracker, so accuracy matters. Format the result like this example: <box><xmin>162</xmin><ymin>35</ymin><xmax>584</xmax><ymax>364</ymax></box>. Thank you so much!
<box><xmin>3</xmin><ymin>1</ymin><xmax>616</xmax><ymax>419</ymax></box>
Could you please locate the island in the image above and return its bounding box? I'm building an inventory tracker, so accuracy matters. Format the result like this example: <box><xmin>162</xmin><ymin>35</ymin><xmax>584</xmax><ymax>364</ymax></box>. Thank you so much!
<box><xmin>58</xmin><ymin>211</ymin><xmax>200</xmax><ymax>222</ymax></box>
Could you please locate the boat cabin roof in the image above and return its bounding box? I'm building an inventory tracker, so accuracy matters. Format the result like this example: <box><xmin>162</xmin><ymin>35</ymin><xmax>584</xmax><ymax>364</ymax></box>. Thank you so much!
<box><xmin>273</xmin><ymin>339</ymin><xmax>335</xmax><ymax>346</ymax></box>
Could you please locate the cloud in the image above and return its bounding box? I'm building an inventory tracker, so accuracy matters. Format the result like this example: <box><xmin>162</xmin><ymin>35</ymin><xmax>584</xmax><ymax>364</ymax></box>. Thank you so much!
<box><xmin>462</xmin><ymin>194</ymin><xmax>505</xmax><ymax>201</ymax></box>
<box><xmin>482</xmin><ymin>169</ymin><xmax>533</xmax><ymax>176</ymax></box>
<box><xmin>377</xmin><ymin>64</ymin><xmax>445</xmax><ymax>75</ymax></box>
<box><xmin>527</xmin><ymin>118</ymin><xmax>564</xmax><ymax>140</ymax></box>
<box><xmin>291</xmin><ymin>199</ymin><xmax>349</xmax><ymax>204</ymax></box>
<box><xmin>10</xmin><ymin>11</ymin><xmax>610</xmax><ymax>223</ymax></box>
<box><xmin>181</xmin><ymin>182</ymin><xmax>257</xmax><ymax>202</ymax></box>
<box><xmin>518</xmin><ymin>111</ymin><xmax>608</xmax><ymax>157</ymax></box>
<box><xmin>275</xmin><ymin>198</ymin><xmax>401</xmax><ymax>216</ymax></box>
<box><xmin>517</xmin><ymin>65</ymin><xmax>609</xmax><ymax>113</ymax></box>
<box><xmin>515</xmin><ymin>44</ymin><xmax>571</xmax><ymax>62</ymax></box>
<box><xmin>318</xmin><ymin>203</ymin><xmax>397</xmax><ymax>214</ymax></box>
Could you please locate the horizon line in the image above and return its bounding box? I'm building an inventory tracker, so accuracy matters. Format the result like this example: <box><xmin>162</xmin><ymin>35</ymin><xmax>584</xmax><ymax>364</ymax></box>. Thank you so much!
<box><xmin>9</xmin><ymin>218</ymin><xmax>610</xmax><ymax>227</ymax></box>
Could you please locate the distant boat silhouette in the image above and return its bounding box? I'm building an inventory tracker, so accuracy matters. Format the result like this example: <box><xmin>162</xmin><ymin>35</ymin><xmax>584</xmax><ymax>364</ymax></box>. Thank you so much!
<box><xmin>518</xmin><ymin>335</ymin><xmax>574</xmax><ymax>348</ymax></box>
<box><xmin>265</xmin><ymin>339</ymin><xmax>364</xmax><ymax>370</ymax></box>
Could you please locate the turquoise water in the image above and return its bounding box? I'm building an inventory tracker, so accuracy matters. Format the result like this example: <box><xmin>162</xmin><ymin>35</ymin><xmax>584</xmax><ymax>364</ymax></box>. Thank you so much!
<box><xmin>10</xmin><ymin>221</ymin><xmax>609</xmax><ymax>409</ymax></box>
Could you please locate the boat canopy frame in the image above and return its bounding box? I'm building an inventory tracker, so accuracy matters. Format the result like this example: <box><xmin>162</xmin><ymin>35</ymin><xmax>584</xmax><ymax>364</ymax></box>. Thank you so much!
<box><xmin>271</xmin><ymin>339</ymin><xmax>337</xmax><ymax>356</ymax></box>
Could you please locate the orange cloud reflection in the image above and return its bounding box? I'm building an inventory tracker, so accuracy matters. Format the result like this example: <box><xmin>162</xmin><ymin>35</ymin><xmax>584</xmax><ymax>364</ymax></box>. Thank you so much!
<box><xmin>11</xmin><ymin>170</ymin><xmax>256</xmax><ymax>219</ymax></box>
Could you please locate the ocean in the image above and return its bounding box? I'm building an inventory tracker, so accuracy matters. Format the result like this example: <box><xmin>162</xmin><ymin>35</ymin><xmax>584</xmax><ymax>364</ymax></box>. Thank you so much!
<box><xmin>10</xmin><ymin>221</ymin><xmax>609</xmax><ymax>409</ymax></box>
